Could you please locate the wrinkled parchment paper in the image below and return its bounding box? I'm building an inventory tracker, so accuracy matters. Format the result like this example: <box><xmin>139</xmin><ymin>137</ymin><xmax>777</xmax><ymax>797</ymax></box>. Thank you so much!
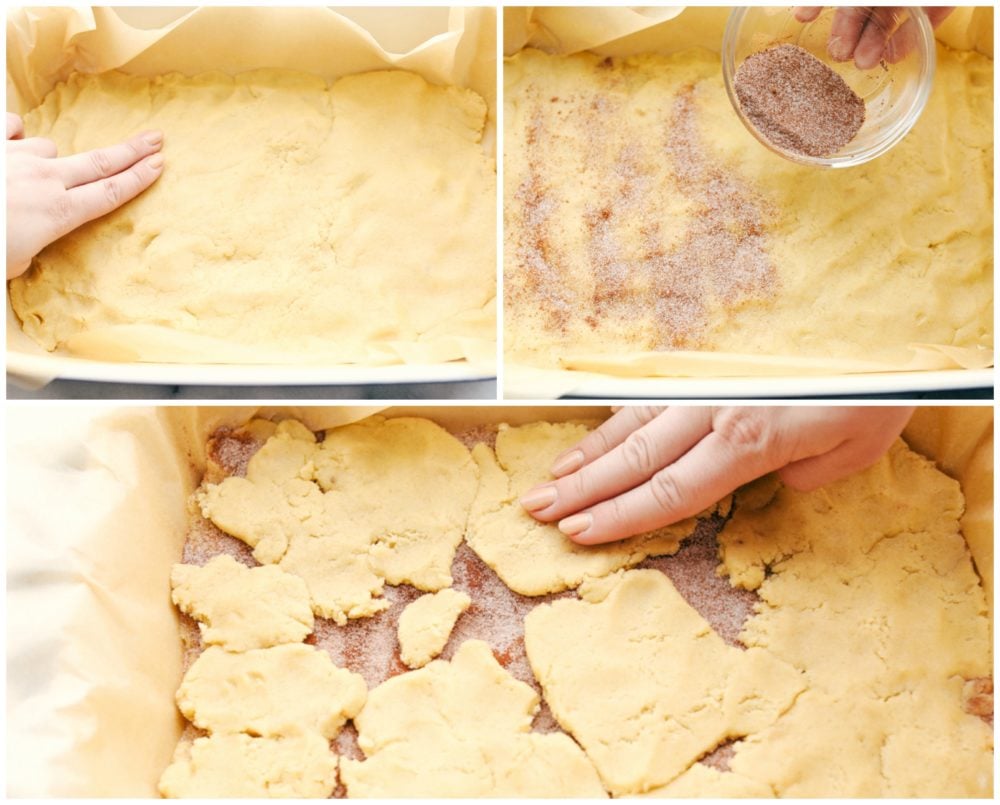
<box><xmin>6</xmin><ymin>404</ymin><xmax>992</xmax><ymax>796</ymax></box>
<box><xmin>5</xmin><ymin>6</ymin><xmax>497</xmax><ymax>383</ymax></box>
<box><xmin>503</xmin><ymin>6</ymin><xmax>994</xmax><ymax>398</ymax></box>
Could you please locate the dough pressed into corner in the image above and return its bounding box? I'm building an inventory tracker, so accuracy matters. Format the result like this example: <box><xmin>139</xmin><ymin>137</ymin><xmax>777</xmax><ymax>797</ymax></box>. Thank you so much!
<box><xmin>340</xmin><ymin>640</ymin><xmax>608</xmax><ymax>797</ymax></box>
<box><xmin>397</xmin><ymin>588</ymin><xmax>471</xmax><ymax>669</ymax></box>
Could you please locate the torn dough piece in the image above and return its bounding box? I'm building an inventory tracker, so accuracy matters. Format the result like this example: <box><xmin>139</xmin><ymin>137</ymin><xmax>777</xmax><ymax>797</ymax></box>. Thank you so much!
<box><xmin>719</xmin><ymin>440</ymin><xmax>993</xmax><ymax>797</ymax></box>
<box><xmin>340</xmin><ymin>640</ymin><xmax>607</xmax><ymax>797</ymax></box>
<box><xmin>467</xmin><ymin>422</ymin><xmax>715</xmax><ymax>595</ymax></box>
<box><xmin>397</xmin><ymin>588</ymin><xmax>471</xmax><ymax>668</ymax></box>
<box><xmin>171</xmin><ymin>555</ymin><xmax>314</xmax><ymax>651</ymax></box>
<box><xmin>177</xmin><ymin>644</ymin><xmax>366</xmax><ymax>740</ymax></box>
<box><xmin>198</xmin><ymin>416</ymin><xmax>478</xmax><ymax>623</ymax></box>
<box><xmin>637</xmin><ymin>763</ymin><xmax>773</xmax><ymax>798</ymax></box>
<box><xmin>158</xmin><ymin>733</ymin><xmax>337</xmax><ymax>798</ymax></box>
<box><xmin>524</xmin><ymin>569</ymin><xmax>803</xmax><ymax>795</ymax></box>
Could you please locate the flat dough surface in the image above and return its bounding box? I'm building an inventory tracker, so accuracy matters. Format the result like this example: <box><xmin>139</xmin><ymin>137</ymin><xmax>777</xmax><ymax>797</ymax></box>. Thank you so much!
<box><xmin>176</xmin><ymin>643</ymin><xmax>366</xmax><ymax>740</ymax></box>
<box><xmin>504</xmin><ymin>47</ymin><xmax>992</xmax><ymax>372</ymax></box>
<box><xmin>198</xmin><ymin>416</ymin><xmax>479</xmax><ymax>623</ymax></box>
<box><xmin>719</xmin><ymin>441</ymin><xmax>993</xmax><ymax>797</ymax></box>
<box><xmin>158</xmin><ymin>733</ymin><xmax>337</xmax><ymax>798</ymax></box>
<box><xmin>10</xmin><ymin>69</ymin><xmax>495</xmax><ymax>364</ymax></box>
<box><xmin>397</xmin><ymin>589</ymin><xmax>471</xmax><ymax>669</ymax></box>
<box><xmin>524</xmin><ymin>569</ymin><xmax>804</xmax><ymax>795</ymax></box>
<box><xmin>171</xmin><ymin>554</ymin><xmax>313</xmax><ymax>651</ymax></box>
<box><xmin>467</xmin><ymin>421</ymin><xmax>717</xmax><ymax>595</ymax></box>
<box><xmin>340</xmin><ymin>640</ymin><xmax>608</xmax><ymax>797</ymax></box>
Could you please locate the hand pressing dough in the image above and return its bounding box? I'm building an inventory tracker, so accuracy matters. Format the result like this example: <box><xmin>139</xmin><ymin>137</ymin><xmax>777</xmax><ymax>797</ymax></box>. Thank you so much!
<box><xmin>198</xmin><ymin>416</ymin><xmax>478</xmax><ymax>623</ymax></box>
<box><xmin>10</xmin><ymin>69</ymin><xmax>496</xmax><ymax>365</ymax></box>
<box><xmin>158</xmin><ymin>733</ymin><xmax>337</xmax><ymax>798</ymax></box>
<box><xmin>171</xmin><ymin>555</ymin><xmax>314</xmax><ymax>651</ymax></box>
<box><xmin>397</xmin><ymin>589</ymin><xmax>471</xmax><ymax>668</ymax></box>
<box><xmin>467</xmin><ymin>422</ymin><xmax>716</xmax><ymax>595</ymax></box>
<box><xmin>340</xmin><ymin>640</ymin><xmax>607</xmax><ymax>797</ymax></box>
<box><xmin>523</xmin><ymin>569</ymin><xmax>804</xmax><ymax>795</ymax></box>
<box><xmin>637</xmin><ymin>763</ymin><xmax>773</xmax><ymax>798</ymax></box>
<box><xmin>718</xmin><ymin>441</ymin><xmax>993</xmax><ymax>797</ymax></box>
<box><xmin>176</xmin><ymin>644</ymin><xmax>366</xmax><ymax>740</ymax></box>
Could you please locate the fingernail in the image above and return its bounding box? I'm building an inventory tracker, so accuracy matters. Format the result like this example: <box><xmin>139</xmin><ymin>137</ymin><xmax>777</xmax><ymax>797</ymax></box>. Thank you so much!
<box><xmin>558</xmin><ymin>513</ymin><xmax>593</xmax><ymax>537</ymax></box>
<box><xmin>148</xmin><ymin>154</ymin><xmax>164</xmax><ymax>170</ymax></box>
<box><xmin>520</xmin><ymin>486</ymin><xmax>557</xmax><ymax>511</ymax></box>
<box><xmin>550</xmin><ymin>449</ymin><xmax>584</xmax><ymax>478</ymax></box>
<box><xmin>144</xmin><ymin>130</ymin><xmax>163</xmax><ymax>147</ymax></box>
<box><xmin>828</xmin><ymin>35</ymin><xmax>849</xmax><ymax>60</ymax></box>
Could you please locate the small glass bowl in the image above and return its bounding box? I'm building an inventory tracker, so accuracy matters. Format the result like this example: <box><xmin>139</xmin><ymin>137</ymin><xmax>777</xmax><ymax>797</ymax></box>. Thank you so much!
<box><xmin>722</xmin><ymin>6</ymin><xmax>936</xmax><ymax>168</ymax></box>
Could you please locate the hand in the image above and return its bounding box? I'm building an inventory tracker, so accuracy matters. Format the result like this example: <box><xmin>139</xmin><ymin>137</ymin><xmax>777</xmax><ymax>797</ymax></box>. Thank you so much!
<box><xmin>6</xmin><ymin>112</ymin><xmax>164</xmax><ymax>279</ymax></box>
<box><xmin>519</xmin><ymin>406</ymin><xmax>914</xmax><ymax>545</ymax></box>
<box><xmin>794</xmin><ymin>7</ymin><xmax>954</xmax><ymax>70</ymax></box>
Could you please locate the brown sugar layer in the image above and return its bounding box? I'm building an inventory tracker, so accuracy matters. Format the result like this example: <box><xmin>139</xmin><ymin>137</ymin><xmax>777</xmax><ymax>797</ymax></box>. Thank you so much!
<box><xmin>734</xmin><ymin>43</ymin><xmax>866</xmax><ymax>158</ymax></box>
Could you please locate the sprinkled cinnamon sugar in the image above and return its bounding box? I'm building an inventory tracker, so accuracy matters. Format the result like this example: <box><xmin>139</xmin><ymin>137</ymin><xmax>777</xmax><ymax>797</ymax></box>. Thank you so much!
<box><xmin>734</xmin><ymin>43</ymin><xmax>866</xmax><ymax>158</ymax></box>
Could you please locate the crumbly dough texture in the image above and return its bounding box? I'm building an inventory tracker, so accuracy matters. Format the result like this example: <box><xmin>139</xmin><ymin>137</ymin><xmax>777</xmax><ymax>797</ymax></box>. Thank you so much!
<box><xmin>397</xmin><ymin>589</ymin><xmax>471</xmax><ymax>669</ymax></box>
<box><xmin>718</xmin><ymin>441</ymin><xmax>993</xmax><ymax>797</ymax></box>
<box><xmin>158</xmin><ymin>733</ymin><xmax>337</xmax><ymax>798</ymax></box>
<box><xmin>524</xmin><ymin>569</ymin><xmax>804</xmax><ymax>795</ymax></box>
<box><xmin>504</xmin><ymin>47</ymin><xmax>992</xmax><ymax>372</ymax></box>
<box><xmin>340</xmin><ymin>640</ymin><xmax>608</xmax><ymax>797</ymax></box>
<box><xmin>198</xmin><ymin>416</ymin><xmax>478</xmax><ymax>623</ymax></box>
<box><xmin>11</xmin><ymin>69</ymin><xmax>495</xmax><ymax>364</ymax></box>
<box><xmin>176</xmin><ymin>644</ymin><xmax>367</xmax><ymax>739</ymax></box>
<box><xmin>171</xmin><ymin>555</ymin><xmax>313</xmax><ymax>651</ymax></box>
<box><xmin>467</xmin><ymin>422</ymin><xmax>713</xmax><ymax>595</ymax></box>
<box><xmin>637</xmin><ymin>763</ymin><xmax>774</xmax><ymax>798</ymax></box>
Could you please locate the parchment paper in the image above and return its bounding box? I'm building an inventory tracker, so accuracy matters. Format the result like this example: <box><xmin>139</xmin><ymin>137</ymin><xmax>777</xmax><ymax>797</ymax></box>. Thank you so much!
<box><xmin>6</xmin><ymin>404</ymin><xmax>992</xmax><ymax>796</ymax></box>
<box><xmin>503</xmin><ymin>6</ymin><xmax>994</xmax><ymax>397</ymax></box>
<box><xmin>5</xmin><ymin>6</ymin><xmax>497</xmax><ymax>381</ymax></box>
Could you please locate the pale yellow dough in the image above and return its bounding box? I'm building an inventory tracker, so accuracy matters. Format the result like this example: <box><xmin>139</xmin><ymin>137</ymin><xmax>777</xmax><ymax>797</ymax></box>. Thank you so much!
<box><xmin>637</xmin><ymin>763</ymin><xmax>773</xmax><ymax>798</ymax></box>
<box><xmin>718</xmin><ymin>441</ymin><xmax>993</xmax><ymax>797</ymax></box>
<box><xmin>504</xmin><ymin>47</ymin><xmax>992</xmax><ymax>372</ymax></box>
<box><xmin>524</xmin><ymin>569</ymin><xmax>804</xmax><ymax>795</ymax></box>
<box><xmin>170</xmin><ymin>555</ymin><xmax>314</xmax><ymax>651</ymax></box>
<box><xmin>158</xmin><ymin>733</ymin><xmax>337</xmax><ymax>798</ymax></box>
<box><xmin>397</xmin><ymin>589</ymin><xmax>471</xmax><ymax>669</ymax></box>
<box><xmin>467</xmin><ymin>422</ymin><xmax>715</xmax><ymax>595</ymax></box>
<box><xmin>198</xmin><ymin>416</ymin><xmax>478</xmax><ymax>623</ymax></box>
<box><xmin>340</xmin><ymin>640</ymin><xmax>607</xmax><ymax>797</ymax></box>
<box><xmin>176</xmin><ymin>644</ymin><xmax>366</xmax><ymax>739</ymax></box>
<box><xmin>10</xmin><ymin>69</ymin><xmax>495</xmax><ymax>364</ymax></box>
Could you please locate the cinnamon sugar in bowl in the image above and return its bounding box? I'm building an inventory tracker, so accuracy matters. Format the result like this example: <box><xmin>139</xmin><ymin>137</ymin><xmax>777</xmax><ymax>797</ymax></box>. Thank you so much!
<box><xmin>723</xmin><ymin>6</ymin><xmax>936</xmax><ymax>168</ymax></box>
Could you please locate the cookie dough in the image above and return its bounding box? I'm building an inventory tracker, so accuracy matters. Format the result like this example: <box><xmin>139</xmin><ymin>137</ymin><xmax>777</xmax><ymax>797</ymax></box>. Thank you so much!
<box><xmin>397</xmin><ymin>589</ymin><xmax>471</xmax><ymax>668</ymax></box>
<box><xmin>11</xmin><ymin>69</ymin><xmax>495</xmax><ymax>364</ymax></box>
<box><xmin>158</xmin><ymin>733</ymin><xmax>337</xmax><ymax>798</ymax></box>
<box><xmin>176</xmin><ymin>644</ymin><xmax>366</xmax><ymax>740</ymax></box>
<box><xmin>718</xmin><ymin>441</ymin><xmax>993</xmax><ymax>797</ymax></box>
<box><xmin>198</xmin><ymin>416</ymin><xmax>478</xmax><ymax>623</ymax></box>
<box><xmin>504</xmin><ymin>46</ymin><xmax>992</xmax><ymax>373</ymax></box>
<box><xmin>340</xmin><ymin>640</ymin><xmax>607</xmax><ymax>797</ymax></box>
<box><xmin>638</xmin><ymin>763</ymin><xmax>773</xmax><ymax>798</ymax></box>
<box><xmin>467</xmin><ymin>422</ymin><xmax>713</xmax><ymax>595</ymax></box>
<box><xmin>523</xmin><ymin>569</ymin><xmax>804</xmax><ymax>795</ymax></box>
<box><xmin>171</xmin><ymin>555</ymin><xmax>314</xmax><ymax>651</ymax></box>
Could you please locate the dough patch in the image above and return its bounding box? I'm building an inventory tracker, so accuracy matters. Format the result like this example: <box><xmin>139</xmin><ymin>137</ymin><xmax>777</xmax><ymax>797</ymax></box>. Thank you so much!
<box><xmin>397</xmin><ymin>589</ymin><xmax>471</xmax><ymax>669</ymax></box>
<box><xmin>467</xmin><ymin>421</ymin><xmax>714</xmax><ymax>595</ymax></box>
<box><xmin>340</xmin><ymin>640</ymin><xmax>608</xmax><ymax>797</ymax></box>
<box><xmin>171</xmin><ymin>554</ymin><xmax>314</xmax><ymax>651</ymax></box>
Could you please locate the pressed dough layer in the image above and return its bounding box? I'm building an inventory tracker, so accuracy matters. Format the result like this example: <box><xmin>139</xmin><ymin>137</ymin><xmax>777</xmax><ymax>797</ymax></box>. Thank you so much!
<box><xmin>11</xmin><ymin>69</ymin><xmax>496</xmax><ymax>363</ymax></box>
<box><xmin>504</xmin><ymin>47</ymin><xmax>992</xmax><ymax>370</ymax></box>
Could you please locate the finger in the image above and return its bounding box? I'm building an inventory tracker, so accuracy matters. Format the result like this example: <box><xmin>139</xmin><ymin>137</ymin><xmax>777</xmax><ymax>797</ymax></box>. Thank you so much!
<box><xmin>885</xmin><ymin>7</ymin><xmax>953</xmax><ymax>64</ymax></box>
<box><xmin>14</xmin><ymin>136</ymin><xmax>58</xmax><ymax>158</ymax></box>
<box><xmin>548</xmin><ymin>406</ymin><xmax>665</xmax><ymax>477</ymax></box>
<box><xmin>58</xmin><ymin>153</ymin><xmax>164</xmax><ymax>236</ymax></box>
<box><xmin>54</xmin><ymin>130</ymin><xmax>163</xmax><ymax>189</ymax></box>
<box><xmin>559</xmin><ymin>429</ymin><xmax>780</xmax><ymax>545</ymax></box>
<box><xmin>828</xmin><ymin>7</ymin><xmax>869</xmax><ymax>61</ymax></box>
<box><xmin>794</xmin><ymin>7</ymin><xmax>823</xmax><ymax>23</ymax></box>
<box><xmin>854</xmin><ymin>8</ymin><xmax>904</xmax><ymax>69</ymax></box>
<box><xmin>778</xmin><ymin>437</ymin><xmax>886</xmax><ymax>491</ymax></box>
<box><xmin>522</xmin><ymin>407</ymin><xmax>713</xmax><ymax>522</ymax></box>
<box><xmin>7</xmin><ymin>113</ymin><xmax>24</xmax><ymax>139</ymax></box>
